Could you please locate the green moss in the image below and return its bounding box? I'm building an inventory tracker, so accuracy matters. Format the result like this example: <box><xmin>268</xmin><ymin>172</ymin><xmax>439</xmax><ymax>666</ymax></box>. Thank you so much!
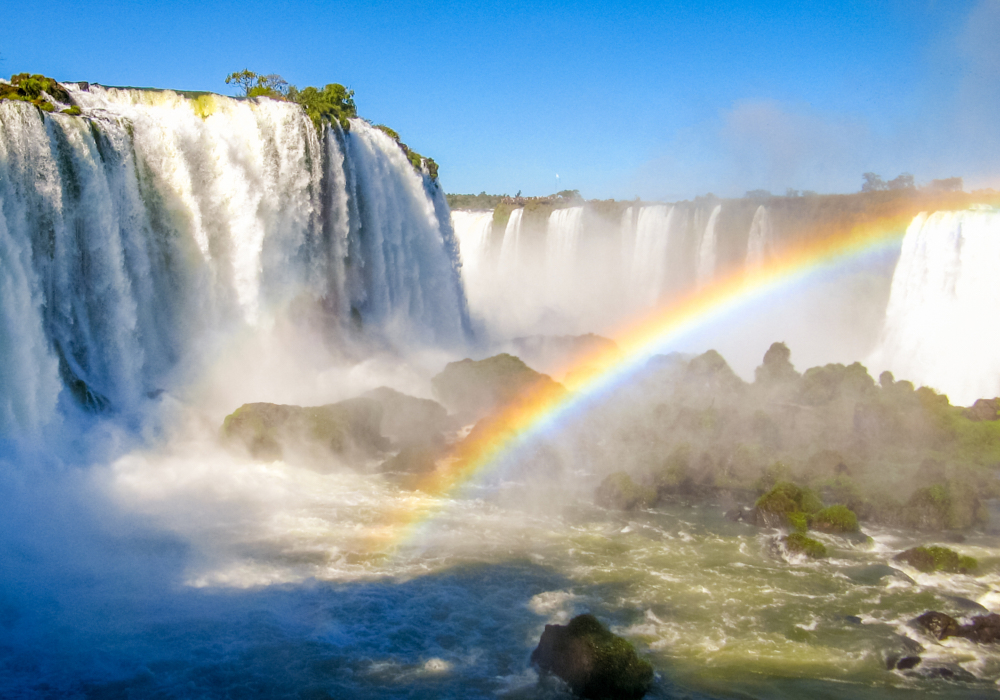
<box><xmin>784</xmin><ymin>533</ymin><xmax>827</xmax><ymax>558</ymax></box>
<box><xmin>894</xmin><ymin>545</ymin><xmax>978</xmax><ymax>574</ymax></box>
<box><xmin>0</xmin><ymin>73</ymin><xmax>73</xmax><ymax>113</ymax></box>
<box><xmin>811</xmin><ymin>504</ymin><xmax>860</xmax><ymax>533</ymax></box>
<box><xmin>786</xmin><ymin>511</ymin><xmax>809</xmax><ymax>533</ymax></box>
<box><xmin>61</xmin><ymin>105</ymin><xmax>82</xmax><ymax>116</ymax></box>
<box><xmin>756</xmin><ymin>481</ymin><xmax>823</xmax><ymax>515</ymax></box>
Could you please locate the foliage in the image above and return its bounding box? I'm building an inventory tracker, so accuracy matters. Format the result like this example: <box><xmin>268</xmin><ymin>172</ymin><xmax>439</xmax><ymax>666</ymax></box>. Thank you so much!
<box><xmin>811</xmin><ymin>504</ymin><xmax>859</xmax><ymax>533</ymax></box>
<box><xmin>784</xmin><ymin>533</ymin><xmax>827</xmax><ymax>558</ymax></box>
<box><xmin>447</xmin><ymin>192</ymin><xmax>506</xmax><ymax>210</ymax></box>
<box><xmin>373</xmin><ymin>123</ymin><xmax>439</xmax><ymax>180</ymax></box>
<box><xmin>286</xmin><ymin>83</ymin><xmax>356</xmax><ymax>131</ymax></box>
<box><xmin>894</xmin><ymin>546</ymin><xmax>977</xmax><ymax>574</ymax></box>
<box><xmin>0</xmin><ymin>73</ymin><xmax>74</xmax><ymax>113</ymax></box>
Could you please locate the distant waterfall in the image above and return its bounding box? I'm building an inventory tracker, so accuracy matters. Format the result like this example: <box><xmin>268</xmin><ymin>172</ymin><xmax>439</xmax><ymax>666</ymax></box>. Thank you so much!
<box><xmin>697</xmin><ymin>204</ymin><xmax>722</xmax><ymax>287</ymax></box>
<box><xmin>498</xmin><ymin>209</ymin><xmax>524</xmax><ymax>281</ymax></box>
<box><xmin>629</xmin><ymin>205</ymin><xmax>674</xmax><ymax>307</ymax></box>
<box><xmin>745</xmin><ymin>205</ymin><xmax>772</xmax><ymax>271</ymax></box>
<box><xmin>871</xmin><ymin>208</ymin><xmax>1000</xmax><ymax>405</ymax></box>
<box><xmin>0</xmin><ymin>87</ymin><xmax>470</xmax><ymax>433</ymax></box>
<box><xmin>546</xmin><ymin>207</ymin><xmax>584</xmax><ymax>303</ymax></box>
<box><xmin>452</xmin><ymin>211</ymin><xmax>494</xmax><ymax>283</ymax></box>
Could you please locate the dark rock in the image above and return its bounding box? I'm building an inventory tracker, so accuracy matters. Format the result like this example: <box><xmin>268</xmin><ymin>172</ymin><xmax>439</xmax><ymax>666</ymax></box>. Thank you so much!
<box><xmin>895</xmin><ymin>655</ymin><xmax>921</xmax><ymax>670</ymax></box>
<box><xmin>724</xmin><ymin>507</ymin><xmax>752</xmax><ymax>523</ymax></box>
<box><xmin>844</xmin><ymin>615</ymin><xmax>862</xmax><ymax>625</ymax></box>
<box><xmin>911</xmin><ymin>611</ymin><xmax>962</xmax><ymax>640</ymax></box>
<box><xmin>958</xmin><ymin>613</ymin><xmax>1000</xmax><ymax>644</ymax></box>
<box><xmin>531</xmin><ymin>614</ymin><xmax>654</xmax><ymax>700</ymax></box>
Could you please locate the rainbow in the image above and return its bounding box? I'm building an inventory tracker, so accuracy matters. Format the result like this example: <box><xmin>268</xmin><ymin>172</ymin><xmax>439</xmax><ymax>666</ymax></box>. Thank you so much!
<box><xmin>370</xmin><ymin>211</ymin><xmax>917</xmax><ymax>552</ymax></box>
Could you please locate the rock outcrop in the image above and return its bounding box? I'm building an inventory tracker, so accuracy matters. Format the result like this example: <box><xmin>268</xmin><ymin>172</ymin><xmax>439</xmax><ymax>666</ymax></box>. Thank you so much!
<box><xmin>220</xmin><ymin>399</ymin><xmax>388</xmax><ymax>461</ymax></box>
<box><xmin>531</xmin><ymin>614</ymin><xmax>654</xmax><ymax>700</ymax></box>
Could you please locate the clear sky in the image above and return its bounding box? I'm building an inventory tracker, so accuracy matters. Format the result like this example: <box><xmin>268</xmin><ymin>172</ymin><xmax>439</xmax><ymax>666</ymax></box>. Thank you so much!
<box><xmin>4</xmin><ymin>0</ymin><xmax>998</xmax><ymax>199</ymax></box>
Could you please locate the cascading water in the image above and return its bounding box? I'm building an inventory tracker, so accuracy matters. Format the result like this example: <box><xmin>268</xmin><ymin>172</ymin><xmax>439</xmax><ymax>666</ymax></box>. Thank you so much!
<box><xmin>745</xmin><ymin>204</ymin><xmax>772</xmax><ymax>271</ymax></box>
<box><xmin>870</xmin><ymin>207</ymin><xmax>1000</xmax><ymax>405</ymax></box>
<box><xmin>545</xmin><ymin>206</ymin><xmax>584</xmax><ymax>305</ymax></box>
<box><xmin>0</xmin><ymin>87</ymin><xmax>470</xmax><ymax>433</ymax></box>
<box><xmin>628</xmin><ymin>204</ymin><xmax>674</xmax><ymax>307</ymax></box>
<box><xmin>696</xmin><ymin>203</ymin><xmax>722</xmax><ymax>287</ymax></box>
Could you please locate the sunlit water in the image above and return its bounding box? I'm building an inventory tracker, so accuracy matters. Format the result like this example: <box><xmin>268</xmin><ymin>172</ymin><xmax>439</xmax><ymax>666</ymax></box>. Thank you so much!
<box><xmin>3</xmin><ymin>438</ymin><xmax>996</xmax><ymax>699</ymax></box>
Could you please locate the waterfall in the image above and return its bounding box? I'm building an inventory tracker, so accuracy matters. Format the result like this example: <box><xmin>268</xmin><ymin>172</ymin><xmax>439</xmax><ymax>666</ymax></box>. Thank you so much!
<box><xmin>745</xmin><ymin>205</ymin><xmax>772</xmax><ymax>271</ymax></box>
<box><xmin>870</xmin><ymin>207</ymin><xmax>1000</xmax><ymax>405</ymax></box>
<box><xmin>452</xmin><ymin>211</ymin><xmax>494</xmax><ymax>281</ymax></box>
<box><xmin>628</xmin><ymin>205</ymin><xmax>674</xmax><ymax>307</ymax></box>
<box><xmin>545</xmin><ymin>207</ymin><xmax>584</xmax><ymax>303</ymax></box>
<box><xmin>696</xmin><ymin>204</ymin><xmax>722</xmax><ymax>287</ymax></box>
<box><xmin>451</xmin><ymin>210</ymin><xmax>495</xmax><ymax>317</ymax></box>
<box><xmin>0</xmin><ymin>86</ymin><xmax>469</xmax><ymax>433</ymax></box>
<box><xmin>497</xmin><ymin>209</ymin><xmax>524</xmax><ymax>281</ymax></box>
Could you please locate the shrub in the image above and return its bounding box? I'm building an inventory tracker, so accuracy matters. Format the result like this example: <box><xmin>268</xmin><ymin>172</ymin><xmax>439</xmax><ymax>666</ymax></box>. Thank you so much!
<box><xmin>811</xmin><ymin>504</ymin><xmax>860</xmax><ymax>533</ymax></box>
<box><xmin>784</xmin><ymin>533</ymin><xmax>827</xmax><ymax>558</ymax></box>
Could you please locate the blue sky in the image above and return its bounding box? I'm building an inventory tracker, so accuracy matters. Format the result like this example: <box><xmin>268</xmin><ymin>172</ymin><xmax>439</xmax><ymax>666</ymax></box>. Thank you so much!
<box><xmin>5</xmin><ymin>0</ymin><xmax>998</xmax><ymax>199</ymax></box>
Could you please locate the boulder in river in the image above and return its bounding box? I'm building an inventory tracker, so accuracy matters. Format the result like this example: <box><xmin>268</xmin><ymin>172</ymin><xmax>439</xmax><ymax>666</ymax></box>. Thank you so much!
<box><xmin>911</xmin><ymin>611</ymin><xmax>1000</xmax><ymax>643</ymax></box>
<box><xmin>531</xmin><ymin>614</ymin><xmax>654</xmax><ymax>700</ymax></box>
<box><xmin>894</xmin><ymin>546</ymin><xmax>978</xmax><ymax>574</ymax></box>
<box><xmin>221</xmin><ymin>398</ymin><xmax>388</xmax><ymax>461</ymax></box>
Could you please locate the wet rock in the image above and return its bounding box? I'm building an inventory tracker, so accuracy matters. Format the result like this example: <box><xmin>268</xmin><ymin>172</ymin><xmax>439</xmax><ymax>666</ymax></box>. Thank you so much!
<box><xmin>895</xmin><ymin>655</ymin><xmax>921</xmax><ymax>670</ymax></box>
<box><xmin>843</xmin><ymin>615</ymin><xmax>862</xmax><ymax>625</ymax></box>
<box><xmin>782</xmin><ymin>533</ymin><xmax>827</xmax><ymax>558</ymax></box>
<box><xmin>531</xmin><ymin>614</ymin><xmax>654</xmax><ymax>700</ymax></box>
<box><xmin>894</xmin><ymin>546</ymin><xmax>978</xmax><ymax>574</ymax></box>
<box><xmin>958</xmin><ymin>613</ymin><xmax>1000</xmax><ymax>644</ymax></box>
<box><xmin>724</xmin><ymin>506</ymin><xmax>752</xmax><ymax>523</ymax></box>
<box><xmin>911</xmin><ymin>611</ymin><xmax>962</xmax><ymax>640</ymax></box>
<box><xmin>844</xmin><ymin>564</ymin><xmax>913</xmax><ymax>585</ymax></box>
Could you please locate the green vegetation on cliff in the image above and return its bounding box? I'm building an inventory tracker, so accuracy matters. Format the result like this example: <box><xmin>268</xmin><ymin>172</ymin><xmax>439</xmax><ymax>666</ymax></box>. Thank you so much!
<box><xmin>0</xmin><ymin>73</ymin><xmax>74</xmax><ymax>113</ymax></box>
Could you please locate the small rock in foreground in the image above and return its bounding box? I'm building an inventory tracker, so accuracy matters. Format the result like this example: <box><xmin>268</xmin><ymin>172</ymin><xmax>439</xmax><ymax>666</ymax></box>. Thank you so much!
<box><xmin>531</xmin><ymin>614</ymin><xmax>653</xmax><ymax>700</ymax></box>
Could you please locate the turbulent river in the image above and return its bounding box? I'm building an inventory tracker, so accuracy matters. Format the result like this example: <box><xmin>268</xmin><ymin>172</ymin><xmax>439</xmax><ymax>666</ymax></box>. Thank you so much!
<box><xmin>2</xmin><ymin>85</ymin><xmax>1000</xmax><ymax>698</ymax></box>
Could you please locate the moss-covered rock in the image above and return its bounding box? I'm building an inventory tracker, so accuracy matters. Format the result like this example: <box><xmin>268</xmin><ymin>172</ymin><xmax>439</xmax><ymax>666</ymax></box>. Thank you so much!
<box><xmin>752</xmin><ymin>481</ymin><xmax>823</xmax><ymax>528</ymax></box>
<box><xmin>811</xmin><ymin>504</ymin><xmax>860</xmax><ymax>534</ymax></box>
<box><xmin>221</xmin><ymin>399</ymin><xmax>388</xmax><ymax>462</ymax></box>
<box><xmin>596</xmin><ymin>472</ymin><xmax>658</xmax><ymax>511</ymax></box>
<box><xmin>431</xmin><ymin>353</ymin><xmax>564</xmax><ymax>420</ymax></box>
<box><xmin>784</xmin><ymin>532</ymin><xmax>827</xmax><ymax>558</ymax></box>
<box><xmin>911</xmin><ymin>611</ymin><xmax>1000</xmax><ymax>643</ymax></box>
<box><xmin>530</xmin><ymin>614</ymin><xmax>654</xmax><ymax>700</ymax></box>
<box><xmin>894</xmin><ymin>546</ymin><xmax>978</xmax><ymax>574</ymax></box>
<box><xmin>897</xmin><ymin>481</ymin><xmax>989</xmax><ymax>531</ymax></box>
